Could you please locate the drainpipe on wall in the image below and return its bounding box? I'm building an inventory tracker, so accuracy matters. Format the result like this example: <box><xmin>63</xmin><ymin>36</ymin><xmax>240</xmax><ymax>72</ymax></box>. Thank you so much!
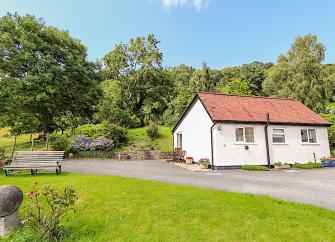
<box><xmin>210</xmin><ymin>122</ymin><xmax>216</xmax><ymax>170</ymax></box>
<box><xmin>264</xmin><ymin>113</ymin><xmax>271</xmax><ymax>168</ymax></box>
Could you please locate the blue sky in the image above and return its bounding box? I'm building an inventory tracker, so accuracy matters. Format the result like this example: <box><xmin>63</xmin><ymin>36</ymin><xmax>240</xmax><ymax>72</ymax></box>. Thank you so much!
<box><xmin>0</xmin><ymin>0</ymin><xmax>334</xmax><ymax>69</ymax></box>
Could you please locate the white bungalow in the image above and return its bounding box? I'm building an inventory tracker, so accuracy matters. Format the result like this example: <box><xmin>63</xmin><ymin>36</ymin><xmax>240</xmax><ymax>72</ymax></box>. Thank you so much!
<box><xmin>172</xmin><ymin>92</ymin><xmax>331</xmax><ymax>169</ymax></box>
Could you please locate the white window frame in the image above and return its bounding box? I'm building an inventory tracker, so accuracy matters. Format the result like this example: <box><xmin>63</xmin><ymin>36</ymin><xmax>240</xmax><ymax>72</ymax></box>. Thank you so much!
<box><xmin>301</xmin><ymin>129</ymin><xmax>317</xmax><ymax>144</ymax></box>
<box><xmin>176</xmin><ymin>132</ymin><xmax>183</xmax><ymax>149</ymax></box>
<box><xmin>235</xmin><ymin>127</ymin><xmax>255</xmax><ymax>144</ymax></box>
<box><xmin>272</xmin><ymin>128</ymin><xmax>286</xmax><ymax>144</ymax></box>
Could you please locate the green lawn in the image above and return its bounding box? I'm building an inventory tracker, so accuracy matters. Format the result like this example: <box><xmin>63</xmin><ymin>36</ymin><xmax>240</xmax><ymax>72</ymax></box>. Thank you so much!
<box><xmin>125</xmin><ymin>126</ymin><xmax>172</xmax><ymax>152</ymax></box>
<box><xmin>0</xmin><ymin>128</ymin><xmax>46</xmax><ymax>157</ymax></box>
<box><xmin>2</xmin><ymin>173</ymin><xmax>335</xmax><ymax>241</ymax></box>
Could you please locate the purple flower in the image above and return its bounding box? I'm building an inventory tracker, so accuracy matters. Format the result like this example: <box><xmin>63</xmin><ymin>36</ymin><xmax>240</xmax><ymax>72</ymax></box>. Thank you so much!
<box><xmin>90</xmin><ymin>137</ymin><xmax>114</xmax><ymax>151</ymax></box>
<box><xmin>71</xmin><ymin>135</ymin><xmax>92</xmax><ymax>151</ymax></box>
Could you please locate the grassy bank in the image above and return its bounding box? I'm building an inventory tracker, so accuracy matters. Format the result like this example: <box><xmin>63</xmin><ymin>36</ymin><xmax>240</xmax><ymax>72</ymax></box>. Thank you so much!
<box><xmin>1</xmin><ymin>173</ymin><xmax>335</xmax><ymax>241</ymax></box>
<box><xmin>0</xmin><ymin>126</ymin><xmax>172</xmax><ymax>157</ymax></box>
<box><xmin>0</xmin><ymin>128</ymin><xmax>46</xmax><ymax>156</ymax></box>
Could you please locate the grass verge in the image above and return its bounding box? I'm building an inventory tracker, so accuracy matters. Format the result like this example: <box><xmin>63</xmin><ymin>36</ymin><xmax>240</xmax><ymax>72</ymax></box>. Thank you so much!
<box><xmin>241</xmin><ymin>165</ymin><xmax>270</xmax><ymax>171</ymax></box>
<box><xmin>293</xmin><ymin>162</ymin><xmax>324</xmax><ymax>169</ymax></box>
<box><xmin>1</xmin><ymin>173</ymin><xmax>335</xmax><ymax>241</ymax></box>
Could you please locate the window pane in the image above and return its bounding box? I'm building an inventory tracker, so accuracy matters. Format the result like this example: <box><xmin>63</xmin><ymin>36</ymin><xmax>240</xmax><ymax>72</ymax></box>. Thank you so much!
<box><xmin>177</xmin><ymin>134</ymin><xmax>182</xmax><ymax>148</ymax></box>
<box><xmin>273</xmin><ymin>134</ymin><xmax>285</xmax><ymax>143</ymax></box>
<box><xmin>235</xmin><ymin>128</ymin><xmax>244</xmax><ymax>142</ymax></box>
<box><xmin>273</xmin><ymin>128</ymin><xmax>284</xmax><ymax>134</ymax></box>
<box><xmin>245</xmin><ymin>127</ymin><xmax>254</xmax><ymax>143</ymax></box>
<box><xmin>301</xmin><ymin>129</ymin><xmax>308</xmax><ymax>142</ymax></box>
<box><xmin>308</xmin><ymin>129</ymin><xmax>317</xmax><ymax>143</ymax></box>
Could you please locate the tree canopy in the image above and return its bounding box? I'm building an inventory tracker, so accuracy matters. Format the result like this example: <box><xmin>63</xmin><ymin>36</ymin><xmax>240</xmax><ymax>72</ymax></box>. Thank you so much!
<box><xmin>263</xmin><ymin>34</ymin><xmax>333</xmax><ymax>113</ymax></box>
<box><xmin>1</xmin><ymin>12</ymin><xmax>335</xmax><ymax>151</ymax></box>
<box><xmin>0</xmin><ymin>13</ymin><xmax>100</xmax><ymax>134</ymax></box>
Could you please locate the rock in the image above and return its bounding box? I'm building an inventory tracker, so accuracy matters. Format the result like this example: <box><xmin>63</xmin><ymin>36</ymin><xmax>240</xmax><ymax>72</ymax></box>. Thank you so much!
<box><xmin>0</xmin><ymin>186</ymin><xmax>23</xmax><ymax>218</ymax></box>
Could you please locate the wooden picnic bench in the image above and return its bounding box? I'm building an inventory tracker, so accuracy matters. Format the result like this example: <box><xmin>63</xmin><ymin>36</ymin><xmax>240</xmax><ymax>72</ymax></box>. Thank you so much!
<box><xmin>3</xmin><ymin>151</ymin><xmax>65</xmax><ymax>176</ymax></box>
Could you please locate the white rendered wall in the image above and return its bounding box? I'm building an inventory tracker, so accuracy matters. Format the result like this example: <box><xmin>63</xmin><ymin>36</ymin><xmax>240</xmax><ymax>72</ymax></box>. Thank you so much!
<box><xmin>173</xmin><ymin>99</ymin><xmax>213</xmax><ymax>163</ymax></box>
<box><xmin>213</xmin><ymin>123</ymin><xmax>267</xmax><ymax>166</ymax></box>
<box><xmin>269</xmin><ymin>126</ymin><xmax>330</xmax><ymax>164</ymax></box>
<box><xmin>213</xmin><ymin>123</ymin><xmax>330</xmax><ymax>166</ymax></box>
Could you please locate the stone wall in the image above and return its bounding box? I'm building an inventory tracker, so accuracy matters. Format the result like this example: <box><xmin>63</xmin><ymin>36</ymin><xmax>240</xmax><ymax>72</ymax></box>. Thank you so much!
<box><xmin>117</xmin><ymin>150</ymin><xmax>172</xmax><ymax>160</ymax></box>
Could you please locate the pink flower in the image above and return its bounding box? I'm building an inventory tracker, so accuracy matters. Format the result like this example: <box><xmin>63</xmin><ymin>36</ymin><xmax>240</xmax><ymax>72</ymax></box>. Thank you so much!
<box><xmin>27</xmin><ymin>191</ymin><xmax>36</xmax><ymax>199</ymax></box>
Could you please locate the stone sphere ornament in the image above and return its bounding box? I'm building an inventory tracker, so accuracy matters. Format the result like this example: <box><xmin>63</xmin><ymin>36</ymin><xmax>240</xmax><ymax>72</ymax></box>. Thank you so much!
<box><xmin>0</xmin><ymin>185</ymin><xmax>23</xmax><ymax>218</ymax></box>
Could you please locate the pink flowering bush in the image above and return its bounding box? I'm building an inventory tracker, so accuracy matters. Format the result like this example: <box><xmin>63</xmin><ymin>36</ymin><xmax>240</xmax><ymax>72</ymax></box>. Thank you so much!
<box><xmin>25</xmin><ymin>182</ymin><xmax>77</xmax><ymax>240</ymax></box>
<box><xmin>90</xmin><ymin>137</ymin><xmax>114</xmax><ymax>151</ymax></box>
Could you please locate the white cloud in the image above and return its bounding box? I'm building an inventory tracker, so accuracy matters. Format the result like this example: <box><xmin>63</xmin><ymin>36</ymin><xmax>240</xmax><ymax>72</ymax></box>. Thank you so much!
<box><xmin>161</xmin><ymin>0</ymin><xmax>208</xmax><ymax>11</ymax></box>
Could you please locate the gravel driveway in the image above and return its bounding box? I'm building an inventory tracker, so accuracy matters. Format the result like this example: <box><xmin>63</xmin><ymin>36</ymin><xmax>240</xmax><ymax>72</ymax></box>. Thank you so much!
<box><xmin>63</xmin><ymin>159</ymin><xmax>335</xmax><ymax>210</ymax></box>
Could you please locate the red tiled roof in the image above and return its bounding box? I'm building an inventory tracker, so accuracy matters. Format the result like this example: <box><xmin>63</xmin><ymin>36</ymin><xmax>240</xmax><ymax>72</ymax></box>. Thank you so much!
<box><xmin>197</xmin><ymin>92</ymin><xmax>330</xmax><ymax>126</ymax></box>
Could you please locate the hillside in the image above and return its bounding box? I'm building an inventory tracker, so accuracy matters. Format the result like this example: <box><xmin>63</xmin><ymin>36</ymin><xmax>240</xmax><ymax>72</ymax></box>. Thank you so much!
<box><xmin>0</xmin><ymin>126</ymin><xmax>173</xmax><ymax>157</ymax></box>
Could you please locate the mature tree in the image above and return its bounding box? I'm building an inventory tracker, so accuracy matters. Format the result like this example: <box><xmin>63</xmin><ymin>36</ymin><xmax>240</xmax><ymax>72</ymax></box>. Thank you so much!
<box><xmin>218</xmin><ymin>78</ymin><xmax>252</xmax><ymax>95</ymax></box>
<box><xmin>3</xmin><ymin>113</ymin><xmax>40</xmax><ymax>137</ymax></box>
<box><xmin>219</xmin><ymin>66</ymin><xmax>241</xmax><ymax>85</ymax></box>
<box><xmin>0</xmin><ymin>14</ymin><xmax>100</xmax><ymax>134</ymax></box>
<box><xmin>161</xmin><ymin>65</ymin><xmax>195</xmax><ymax>126</ymax></box>
<box><xmin>240</xmin><ymin>61</ymin><xmax>272</xmax><ymax>95</ymax></box>
<box><xmin>95</xmin><ymin>80</ymin><xmax>140</xmax><ymax>127</ymax></box>
<box><xmin>103</xmin><ymin>34</ymin><xmax>173</xmax><ymax>125</ymax></box>
<box><xmin>189</xmin><ymin>63</ymin><xmax>222</xmax><ymax>92</ymax></box>
<box><xmin>162</xmin><ymin>91</ymin><xmax>193</xmax><ymax>126</ymax></box>
<box><xmin>263</xmin><ymin>34</ymin><xmax>333</xmax><ymax>113</ymax></box>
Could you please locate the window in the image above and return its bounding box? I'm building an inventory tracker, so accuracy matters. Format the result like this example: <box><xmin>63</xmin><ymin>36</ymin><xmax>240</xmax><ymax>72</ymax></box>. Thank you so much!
<box><xmin>272</xmin><ymin>128</ymin><xmax>286</xmax><ymax>143</ymax></box>
<box><xmin>301</xmin><ymin>129</ymin><xmax>317</xmax><ymax>143</ymax></box>
<box><xmin>235</xmin><ymin>127</ymin><xmax>254</xmax><ymax>143</ymax></box>
<box><xmin>235</xmin><ymin>128</ymin><xmax>244</xmax><ymax>142</ymax></box>
<box><xmin>176</xmin><ymin>133</ymin><xmax>182</xmax><ymax>149</ymax></box>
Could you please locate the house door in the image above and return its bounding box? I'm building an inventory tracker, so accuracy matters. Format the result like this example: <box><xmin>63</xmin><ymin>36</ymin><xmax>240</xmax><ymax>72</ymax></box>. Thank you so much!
<box><xmin>176</xmin><ymin>133</ymin><xmax>182</xmax><ymax>149</ymax></box>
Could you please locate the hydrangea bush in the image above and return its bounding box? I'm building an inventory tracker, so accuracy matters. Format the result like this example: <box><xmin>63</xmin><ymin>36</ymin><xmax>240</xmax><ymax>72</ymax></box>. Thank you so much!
<box><xmin>71</xmin><ymin>135</ymin><xmax>92</xmax><ymax>151</ymax></box>
<box><xmin>90</xmin><ymin>137</ymin><xmax>114</xmax><ymax>151</ymax></box>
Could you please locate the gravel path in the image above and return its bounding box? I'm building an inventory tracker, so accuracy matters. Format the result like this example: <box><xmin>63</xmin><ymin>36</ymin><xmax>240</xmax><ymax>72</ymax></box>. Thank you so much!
<box><xmin>63</xmin><ymin>159</ymin><xmax>335</xmax><ymax>210</ymax></box>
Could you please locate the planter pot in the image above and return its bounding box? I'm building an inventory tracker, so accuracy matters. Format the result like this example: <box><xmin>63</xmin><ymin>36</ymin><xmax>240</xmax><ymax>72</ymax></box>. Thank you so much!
<box><xmin>281</xmin><ymin>164</ymin><xmax>291</xmax><ymax>169</ymax></box>
<box><xmin>322</xmin><ymin>161</ymin><xmax>333</xmax><ymax>167</ymax></box>
<box><xmin>274</xmin><ymin>164</ymin><xmax>290</xmax><ymax>169</ymax></box>
<box><xmin>200</xmin><ymin>163</ymin><xmax>209</xmax><ymax>169</ymax></box>
<box><xmin>185</xmin><ymin>158</ymin><xmax>193</xmax><ymax>165</ymax></box>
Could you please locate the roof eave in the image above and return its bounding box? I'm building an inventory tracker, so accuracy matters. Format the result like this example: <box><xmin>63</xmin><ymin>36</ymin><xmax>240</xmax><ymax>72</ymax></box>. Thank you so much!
<box><xmin>213</xmin><ymin>119</ymin><xmax>331</xmax><ymax>127</ymax></box>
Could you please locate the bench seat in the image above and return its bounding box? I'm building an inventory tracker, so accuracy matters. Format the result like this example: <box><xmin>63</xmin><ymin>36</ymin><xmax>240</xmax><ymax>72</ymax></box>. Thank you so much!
<box><xmin>3</xmin><ymin>151</ymin><xmax>65</xmax><ymax>176</ymax></box>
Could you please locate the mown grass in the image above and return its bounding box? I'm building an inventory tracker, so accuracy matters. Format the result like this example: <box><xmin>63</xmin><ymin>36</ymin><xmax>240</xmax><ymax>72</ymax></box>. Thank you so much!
<box><xmin>126</xmin><ymin>126</ymin><xmax>172</xmax><ymax>152</ymax></box>
<box><xmin>293</xmin><ymin>162</ymin><xmax>324</xmax><ymax>169</ymax></box>
<box><xmin>1</xmin><ymin>173</ymin><xmax>335</xmax><ymax>241</ymax></box>
<box><xmin>241</xmin><ymin>165</ymin><xmax>270</xmax><ymax>171</ymax></box>
<box><xmin>0</xmin><ymin>128</ymin><xmax>46</xmax><ymax>157</ymax></box>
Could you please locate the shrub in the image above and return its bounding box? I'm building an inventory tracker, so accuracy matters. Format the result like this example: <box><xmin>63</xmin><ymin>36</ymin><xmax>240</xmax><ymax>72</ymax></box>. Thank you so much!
<box><xmin>71</xmin><ymin>135</ymin><xmax>92</xmax><ymax>152</ymax></box>
<box><xmin>90</xmin><ymin>137</ymin><xmax>114</xmax><ymax>151</ymax></box>
<box><xmin>293</xmin><ymin>162</ymin><xmax>324</xmax><ymax>169</ymax></box>
<box><xmin>47</xmin><ymin>133</ymin><xmax>70</xmax><ymax>151</ymax></box>
<box><xmin>75</xmin><ymin>123</ymin><xmax>106</xmax><ymax>139</ymax></box>
<box><xmin>146</xmin><ymin>122</ymin><xmax>159</xmax><ymax>139</ymax></box>
<box><xmin>320</xmin><ymin>157</ymin><xmax>332</xmax><ymax>162</ymax></box>
<box><xmin>25</xmin><ymin>182</ymin><xmax>77</xmax><ymax>240</ymax></box>
<box><xmin>105</xmin><ymin>123</ymin><xmax>128</xmax><ymax>145</ymax></box>
<box><xmin>76</xmin><ymin>122</ymin><xmax>128</xmax><ymax>146</ymax></box>
<box><xmin>241</xmin><ymin>165</ymin><xmax>270</xmax><ymax>171</ymax></box>
<box><xmin>199</xmin><ymin>158</ymin><xmax>210</xmax><ymax>167</ymax></box>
